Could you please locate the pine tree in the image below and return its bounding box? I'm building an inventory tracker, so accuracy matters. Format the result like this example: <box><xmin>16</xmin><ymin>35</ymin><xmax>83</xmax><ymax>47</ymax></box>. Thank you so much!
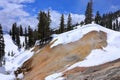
<box><xmin>108</xmin><ymin>14</ymin><xmax>112</xmax><ymax>29</ymax></box>
<box><xmin>113</xmin><ymin>23</ymin><xmax>116</xmax><ymax>30</ymax></box>
<box><xmin>24</xmin><ymin>27</ymin><xmax>28</xmax><ymax>49</ymax></box>
<box><xmin>59</xmin><ymin>14</ymin><xmax>65</xmax><ymax>33</ymax></box>
<box><xmin>0</xmin><ymin>24</ymin><xmax>5</xmax><ymax>66</ymax></box>
<box><xmin>11</xmin><ymin>51</ymin><xmax>14</xmax><ymax>57</ymax></box>
<box><xmin>95</xmin><ymin>11</ymin><xmax>101</xmax><ymax>24</ymax></box>
<box><xmin>84</xmin><ymin>0</ymin><xmax>93</xmax><ymax>24</ymax></box>
<box><xmin>80</xmin><ymin>21</ymin><xmax>84</xmax><ymax>26</ymax></box>
<box><xmin>116</xmin><ymin>19</ymin><xmax>119</xmax><ymax>31</ymax></box>
<box><xmin>8</xmin><ymin>52</ymin><xmax>10</xmax><ymax>56</ymax></box>
<box><xmin>67</xmin><ymin>13</ymin><xmax>72</xmax><ymax>31</ymax></box>
<box><xmin>33</xmin><ymin>29</ymin><xmax>38</xmax><ymax>43</ymax></box>
<box><xmin>9</xmin><ymin>30</ymin><xmax>12</xmax><ymax>35</ymax></box>
<box><xmin>28</xmin><ymin>26</ymin><xmax>34</xmax><ymax>48</ymax></box>
<box><xmin>16</xmin><ymin>27</ymin><xmax>21</xmax><ymax>49</ymax></box>
<box><xmin>37</xmin><ymin>11</ymin><xmax>51</xmax><ymax>44</ymax></box>
<box><xmin>19</xmin><ymin>25</ymin><xmax>23</xmax><ymax>36</ymax></box>
<box><xmin>11</xmin><ymin>23</ymin><xmax>17</xmax><ymax>42</ymax></box>
<box><xmin>46</xmin><ymin>10</ymin><xmax>51</xmax><ymax>37</ymax></box>
<box><xmin>47</xmin><ymin>10</ymin><xmax>51</xmax><ymax>28</ymax></box>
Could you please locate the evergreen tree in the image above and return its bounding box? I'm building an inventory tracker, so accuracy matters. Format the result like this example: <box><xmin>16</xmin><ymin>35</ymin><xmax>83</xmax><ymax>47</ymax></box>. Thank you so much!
<box><xmin>95</xmin><ymin>11</ymin><xmax>101</xmax><ymax>24</ymax></box>
<box><xmin>67</xmin><ymin>13</ymin><xmax>72</xmax><ymax>31</ymax></box>
<box><xmin>108</xmin><ymin>14</ymin><xmax>113</xmax><ymax>29</ymax></box>
<box><xmin>0</xmin><ymin>24</ymin><xmax>5</xmax><ymax>66</ymax></box>
<box><xmin>11</xmin><ymin>23</ymin><xmax>17</xmax><ymax>42</ymax></box>
<box><xmin>84</xmin><ymin>0</ymin><xmax>93</xmax><ymax>24</ymax></box>
<box><xmin>47</xmin><ymin>10</ymin><xmax>51</xmax><ymax>28</ymax></box>
<box><xmin>8</xmin><ymin>52</ymin><xmax>10</xmax><ymax>56</ymax></box>
<box><xmin>24</xmin><ymin>27</ymin><xmax>28</xmax><ymax>49</ymax></box>
<box><xmin>37</xmin><ymin>11</ymin><xmax>51</xmax><ymax>44</ymax></box>
<box><xmin>59</xmin><ymin>14</ymin><xmax>65</xmax><ymax>33</ymax></box>
<box><xmin>28</xmin><ymin>26</ymin><xmax>34</xmax><ymax>48</ymax></box>
<box><xmin>113</xmin><ymin>23</ymin><xmax>116</xmax><ymax>30</ymax></box>
<box><xmin>9</xmin><ymin>30</ymin><xmax>12</xmax><ymax>36</ymax></box>
<box><xmin>11</xmin><ymin>51</ymin><xmax>14</xmax><ymax>57</ymax></box>
<box><xmin>33</xmin><ymin>29</ymin><xmax>38</xmax><ymax>43</ymax></box>
<box><xmin>80</xmin><ymin>21</ymin><xmax>84</xmax><ymax>26</ymax></box>
<box><xmin>16</xmin><ymin>27</ymin><xmax>21</xmax><ymax>49</ymax></box>
<box><xmin>116</xmin><ymin>19</ymin><xmax>119</xmax><ymax>31</ymax></box>
<box><xmin>45</xmin><ymin>10</ymin><xmax>51</xmax><ymax>39</ymax></box>
<box><xmin>19</xmin><ymin>25</ymin><xmax>23</xmax><ymax>36</ymax></box>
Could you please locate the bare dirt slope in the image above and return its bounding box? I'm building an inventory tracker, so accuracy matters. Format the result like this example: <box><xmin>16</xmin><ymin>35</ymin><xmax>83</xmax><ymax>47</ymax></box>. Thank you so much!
<box><xmin>23</xmin><ymin>31</ymin><xmax>107</xmax><ymax>80</ymax></box>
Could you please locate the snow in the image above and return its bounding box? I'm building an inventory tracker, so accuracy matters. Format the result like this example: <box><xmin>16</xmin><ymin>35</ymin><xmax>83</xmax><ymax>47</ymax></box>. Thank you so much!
<box><xmin>0</xmin><ymin>34</ymin><xmax>34</xmax><ymax>80</ymax></box>
<box><xmin>118</xmin><ymin>17</ymin><xmax>120</xmax><ymax>22</ymax></box>
<box><xmin>4</xmin><ymin>34</ymin><xmax>19</xmax><ymax>55</ymax></box>
<box><xmin>45</xmin><ymin>73</ymin><xmax>65</xmax><ymax>80</ymax></box>
<box><xmin>0</xmin><ymin>74</ymin><xmax>15</xmax><ymax>80</ymax></box>
<box><xmin>47</xmin><ymin>23</ymin><xmax>120</xmax><ymax>80</ymax></box>
<box><xmin>20</xmin><ymin>36</ymin><xmax>25</xmax><ymax>45</ymax></box>
<box><xmin>51</xmin><ymin>23</ymin><xmax>113</xmax><ymax>48</ymax></box>
<box><xmin>5</xmin><ymin>49</ymin><xmax>34</xmax><ymax>71</ymax></box>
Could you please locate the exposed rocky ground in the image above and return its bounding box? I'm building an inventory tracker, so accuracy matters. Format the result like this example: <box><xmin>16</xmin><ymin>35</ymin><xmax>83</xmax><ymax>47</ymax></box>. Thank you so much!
<box><xmin>64</xmin><ymin>58</ymin><xmax>120</xmax><ymax>80</ymax></box>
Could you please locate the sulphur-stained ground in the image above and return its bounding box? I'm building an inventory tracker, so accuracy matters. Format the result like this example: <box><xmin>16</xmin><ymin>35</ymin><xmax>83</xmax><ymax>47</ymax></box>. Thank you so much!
<box><xmin>23</xmin><ymin>31</ymin><xmax>107</xmax><ymax>80</ymax></box>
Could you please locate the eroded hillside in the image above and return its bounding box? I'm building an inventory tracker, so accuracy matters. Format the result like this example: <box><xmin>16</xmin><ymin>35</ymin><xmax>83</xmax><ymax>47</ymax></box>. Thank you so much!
<box><xmin>23</xmin><ymin>30</ymin><xmax>107</xmax><ymax>80</ymax></box>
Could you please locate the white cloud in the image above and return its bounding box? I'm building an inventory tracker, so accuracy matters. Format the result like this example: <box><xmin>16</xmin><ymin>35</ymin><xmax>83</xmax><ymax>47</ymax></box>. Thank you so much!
<box><xmin>18</xmin><ymin>16</ymin><xmax>38</xmax><ymax>29</ymax></box>
<box><xmin>71</xmin><ymin>13</ymin><xmax>85</xmax><ymax>24</ymax></box>
<box><xmin>49</xmin><ymin>10</ymin><xmax>85</xmax><ymax>29</ymax></box>
<box><xmin>0</xmin><ymin>0</ymin><xmax>36</xmax><ymax>31</ymax></box>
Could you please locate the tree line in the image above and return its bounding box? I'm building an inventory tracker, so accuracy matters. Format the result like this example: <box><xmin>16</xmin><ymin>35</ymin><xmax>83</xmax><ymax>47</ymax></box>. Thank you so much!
<box><xmin>84</xmin><ymin>0</ymin><xmax>120</xmax><ymax>30</ymax></box>
<box><xmin>9</xmin><ymin>23</ymin><xmax>38</xmax><ymax>49</ymax></box>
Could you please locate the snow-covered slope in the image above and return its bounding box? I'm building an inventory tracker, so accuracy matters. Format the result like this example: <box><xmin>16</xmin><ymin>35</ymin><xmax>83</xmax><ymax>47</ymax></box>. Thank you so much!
<box><xmin>0</xmin><ymin>34</ymin><xmax>34</xmax><ymax>80</ymax></box>
<box><xmin>1</xmin><ymin>23</ymin><xmax>120</xmax><ymax>80</ymax></box>
<box><xmin>4</xmin><ymin>34</ymin><xmax>19</xmax><ymax>55</ymax></box>
<box><xmin>46</xmin><ymin>23</ymin><xmax>120</xmax><ymax>80</ymax></box>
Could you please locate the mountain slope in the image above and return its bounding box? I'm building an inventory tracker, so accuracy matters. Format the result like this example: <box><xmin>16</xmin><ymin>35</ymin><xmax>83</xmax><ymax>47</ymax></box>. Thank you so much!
<box><xmin>21</xmin><ymin>23</ymin><xmax>120</xmax><ymax>80</ymax></box>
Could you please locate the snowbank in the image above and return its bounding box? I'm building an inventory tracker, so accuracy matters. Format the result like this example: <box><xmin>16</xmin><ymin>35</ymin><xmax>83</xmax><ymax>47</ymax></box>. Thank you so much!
<box><xmin>51</xmin><ymin>23</ymin><xmax>118</xmax><ymax>48</ymax></box>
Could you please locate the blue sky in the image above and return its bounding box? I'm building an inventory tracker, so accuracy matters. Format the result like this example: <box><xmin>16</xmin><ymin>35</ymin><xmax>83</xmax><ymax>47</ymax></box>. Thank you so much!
<box><xmin>25</xmin><ymin>0</ymin><xmax>120</xmax><ymax>16</ymax></box>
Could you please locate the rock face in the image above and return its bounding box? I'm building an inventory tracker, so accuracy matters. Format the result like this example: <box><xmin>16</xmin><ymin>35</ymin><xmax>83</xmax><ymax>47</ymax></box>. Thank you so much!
<box><xmin>23</xmin><ymin>31</ymin><xmax>107</xmax><ymax>80</ymax></box>
<box><xmin>64</xmin><ymin>59</ymin><xmax>120</xmax><ymax>80</ymax></box>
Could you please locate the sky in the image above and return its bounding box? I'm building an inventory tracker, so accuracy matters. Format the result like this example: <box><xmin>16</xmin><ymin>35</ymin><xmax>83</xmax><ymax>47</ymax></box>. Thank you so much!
<box><xmin>26</xmin><ymin>0</ymin><xmax>120</xmax><ymax>15</ymax></box>
<box><xmin>0</xmin><ymin>0</ymin><xmax>120</xmax><ymax>31</ymax></box>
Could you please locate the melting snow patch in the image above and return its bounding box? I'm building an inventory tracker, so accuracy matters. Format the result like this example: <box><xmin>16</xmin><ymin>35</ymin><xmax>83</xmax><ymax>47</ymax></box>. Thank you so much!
<box><xmin>45</xmin><ymin>73</ymin><xmax>65</xmax><ymax>80</ymax></box>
